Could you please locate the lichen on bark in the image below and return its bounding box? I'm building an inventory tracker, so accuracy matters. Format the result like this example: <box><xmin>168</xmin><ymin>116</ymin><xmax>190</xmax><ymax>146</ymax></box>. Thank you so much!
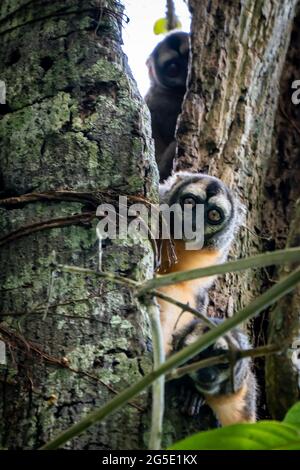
<box><xmin>0</xmin><ymin>0</ymin><xmax>157</xmax><ymax>450</ymax></box>
<box><xmin>175</xmin><ymin>0</ymin><xmax>299</xmax><ymax>420</ymax></box>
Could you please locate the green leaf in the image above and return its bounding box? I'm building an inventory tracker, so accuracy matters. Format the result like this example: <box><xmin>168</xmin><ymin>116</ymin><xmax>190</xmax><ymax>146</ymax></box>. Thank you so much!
<box><xmin>153</xmin><ymin>17</ymin><xmax>182</xmax><ymax>35</ymax></box>
<box><xmin>153</xmin><ymin>18</ymin><xmax>168</xmax><ymax>35</ymax></box>
<box><xmin>284</xmin><ymin>401</ymin><xmax>300</xmax><ymax>426</ymax></box>
<box><xmin>169</xmin><ymin>421</ymin><xmax>300</xmax><ymax>450</ymax></box>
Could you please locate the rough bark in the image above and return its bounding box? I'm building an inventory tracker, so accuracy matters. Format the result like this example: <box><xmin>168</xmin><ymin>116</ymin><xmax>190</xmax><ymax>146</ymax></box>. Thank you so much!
<box><xmin>175</xmin><ymin>0</ymin><xmax>299</xmax><ymax>418</ymax></box>
<box><xmin>0</xmin><ymin>0</ymin><xmax>157</xmax><ymax>450</ymax></box>
<box><xmin>177</xmin><ymin>0</ymin><xmax>298</xmax><ymax>316</ymax></box>
<box><xmin>1</xmin><ymin>0</ymin><xmax>300</xmax><ymax>450</ymax></box>
<box><xmin>264</xmin><ymin>5</ymin><xmax>300</xmax><ymax>419</ymax></box>
<box><xmin>265</xmin><ymin>202</ymin><xmax>300</xmax><ymax>419</ymax></box>
<box><xmin>0</xmin><ymin>0</ymin><xmax>221</xmax><ymax>450</ymax></box>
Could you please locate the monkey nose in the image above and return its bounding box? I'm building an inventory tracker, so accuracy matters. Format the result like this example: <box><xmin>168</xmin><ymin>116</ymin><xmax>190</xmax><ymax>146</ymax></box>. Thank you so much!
<box><xmin>197</xmin><ymin>367</ymin><xmax>218</xmax><ymax>384</ymax></box>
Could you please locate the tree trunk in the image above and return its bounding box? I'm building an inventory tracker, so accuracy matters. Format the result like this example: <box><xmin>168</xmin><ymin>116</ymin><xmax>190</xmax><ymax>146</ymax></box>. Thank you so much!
<box><xmin>264</xmin><ymin>4</ymin><xmax>300</xmax><ymax>419</ymax></box>
<box><xmin>0</xmin><ymin>0</ymin><xmax>157</xmax><ymax>450</ymax></box>
<box><xmin>1</xmin><ymin>0</ymin><xmax>300</xmax><ymax>450</ymax></box>
<box><xmin>175</xmin><ymin>0</ymin><xmax>299</xmax><ymax>417</ymax></box>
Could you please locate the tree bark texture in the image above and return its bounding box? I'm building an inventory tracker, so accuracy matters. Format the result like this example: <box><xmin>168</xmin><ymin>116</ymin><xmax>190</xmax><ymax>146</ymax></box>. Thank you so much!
<box><xmin>264</xmin><ymin>5</ymin><xmax>300</xmax><ymax>419</ymax></box>
<box><xmin>1</xmin><ymin>0</ymin><xmax>300</xmax><ymax>450</ymax></box>
<box><xmin>175</xmin><ymin>0</ymin><xmax>299</xmax><ymax>418</ymax></box>
<box><xmin>0</xmin><ymin>0</ymin><xmax>157</xmax><ymax>450</ymax></box>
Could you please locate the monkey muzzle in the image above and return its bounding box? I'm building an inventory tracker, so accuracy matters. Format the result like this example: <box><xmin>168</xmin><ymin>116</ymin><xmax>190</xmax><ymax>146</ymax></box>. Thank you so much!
<box><xmin>187</xmin><ymin>346</ymin><xmax>230</xmax><ymax>396</ymax></box>
<box><xmin>189</xmin><ymin>366</ymin><xmax>226</xmax><ymax>395</ymax></box>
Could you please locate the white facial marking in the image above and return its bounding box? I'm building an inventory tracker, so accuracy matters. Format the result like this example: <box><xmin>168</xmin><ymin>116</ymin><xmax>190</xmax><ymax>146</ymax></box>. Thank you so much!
<box><xmin>208</xmin><ymin>195</ymin><xmax>231</xmax><ymax>218</ymax></box>
<box><xmin>194</xmin><ymin>383</ymin><xmax>220</xmax><ymax>395</ymax></box>
<box><xmin>158</xmin><ymin>51</ymin><xmax>177</xmax><ymax>67</ymax></box>
<box><xmin>215</xmin><ymin>337</ymin><xmax>229</xmax><ymax>350</ymax></box>
<box><xmin>184</xmin><ymin>332</ymin><xmax>201</xmax><ymax>346</ymax></box>
<box><xmin>182</xmin><ymin>183</ymin><xmax>206</xmax><ymax>201</ymax></box>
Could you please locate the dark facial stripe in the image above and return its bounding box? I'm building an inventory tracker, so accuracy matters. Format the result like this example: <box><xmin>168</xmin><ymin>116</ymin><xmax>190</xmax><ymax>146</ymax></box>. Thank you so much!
<box><xmin>153</xmin><ymin>32</ymin><xmax>189</xmax><ymax>60</ymax></box>
<box><xmin>169</xmin><ymin>175</ymin><xmax>205</xmax><ymax>206</ymax></box>
<box><xmin>205</xmin><ymin>180</ymin><xmax>223</xmax><ymax>199</ymax></box>
<box><xmin>166</xmin><ymin>33</ymin><xmax>185</xmax><ymax>52</ymax></box>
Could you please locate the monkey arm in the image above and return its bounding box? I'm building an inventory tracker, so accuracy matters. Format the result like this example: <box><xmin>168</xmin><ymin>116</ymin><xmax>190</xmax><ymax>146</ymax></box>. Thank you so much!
<box><xmin>156</xmin><ymin>140</ymin><xmax>177</xmax><ymax>182</ymax></box>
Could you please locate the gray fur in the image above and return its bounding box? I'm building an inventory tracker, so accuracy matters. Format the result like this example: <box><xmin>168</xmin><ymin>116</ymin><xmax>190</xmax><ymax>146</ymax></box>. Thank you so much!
<box><xmin>145</xmin><ymin>32</ymin><xmax>189</xmax><ymax>181</ymax></box>
<box><xmin>159</xmin><ymin>171</ymin><xmax>245</xmax><ymax>259</ymax></box>
<box><xmin>160</xmin><ymin>172</ymin><xmax>256</xmax><ymax>422</ymax></box>
<box><xmin>174</xmin><ymin>319</ymin><xmax>258</xmax><ymax>422</ymax></box>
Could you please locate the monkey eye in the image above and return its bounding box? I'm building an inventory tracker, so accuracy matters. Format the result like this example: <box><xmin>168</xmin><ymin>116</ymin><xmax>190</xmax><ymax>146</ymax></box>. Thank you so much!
<box><xmin>207</xmin><ymin>208</ymin><xmax>224</xmax><ymax>225</ymax></box>
<box><xmin>165</xmin><ymin>61</ymin><xmax>180</xmax><ymax>77</ymax></box>
<box><xmin>181</xmin><ymin>195</ymin><xmax>197</xmax><ymax>208</ymax></box>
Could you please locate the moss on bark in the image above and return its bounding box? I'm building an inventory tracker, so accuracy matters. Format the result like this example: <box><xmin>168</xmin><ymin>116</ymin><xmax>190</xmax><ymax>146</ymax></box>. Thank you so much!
<box><xmin>0</xmin><ymin>0</ymin><xmax>157</xmax><ymax>450</ymax></box>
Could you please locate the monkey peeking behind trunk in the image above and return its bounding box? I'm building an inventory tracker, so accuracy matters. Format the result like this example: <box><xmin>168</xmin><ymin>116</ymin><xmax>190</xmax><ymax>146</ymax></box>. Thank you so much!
<box><xmin>157</xmin><ymin>172</ymin><xmax>257</xmax><ymax>425</ymax></box>
<box><xmin>173</xmin><ymin>319</ymin><xmax>257</xmax><ymax>426</ymax></box>
<box><xmin>145</xmin><ymin>31</ymin><xmax>189</xmax><ymax>182</ymax></box>
<box><xmin>158</xmin><ymin>172</ymin><xmax>242</xmax><ymax>355</ymax></box>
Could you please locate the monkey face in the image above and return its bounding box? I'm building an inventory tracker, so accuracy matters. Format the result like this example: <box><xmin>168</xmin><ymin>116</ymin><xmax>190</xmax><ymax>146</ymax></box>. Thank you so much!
<box><xmin>190</xmin><ymin>345</ymin><xmax>250</xmax><ymax>396</ymax></box>
<box><xmin>160</xmin><ymin>172</ymin><xmax>238</xmax><ymax>248</ymax></box>
<box><xmin>189</xmin><ymin>342</ymin><xmax>236</xmax><ymax>396</ymax></box>
<box><xmin>147</xmin><ymin>31</ymin><xmax>189</xmax><ymax>90</ymax></box>
<box><xmin>174</xmin><ymin>320</ymin><xmax>251</xmax><ymax>396</ymax></box>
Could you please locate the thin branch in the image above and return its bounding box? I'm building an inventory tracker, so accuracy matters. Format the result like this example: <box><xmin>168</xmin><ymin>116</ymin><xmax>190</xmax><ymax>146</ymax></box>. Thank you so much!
<box><xmin>0</xmin><ymin>324</ymin><xmax>143</xmax><ymax>412</ymax></box>
<box><xmin>166</xmin><ymin>0</ymin><xmax>177</xmax><ymax>31</ymax></box>
<box><xmin>57</xmin><ymin>248</ymin><xmax>300</xmax><ymax>295</ymax></box>
<box><xmin>0</xmin><ymin>189</ymin><xmax>153</xmax><ymax>208</ymax></box>
<box><xmin>55</xmin><ymin>265</ymin><xmax>230</xmax><ymax>333</ymax></box>
<box><xmin>0</xmin><ymin>190</ymin><xmax>99</xmax><ymax>207</ymax></box>
<box><xmin>147</xmin><ymin>298</ymin><xmax>165</xmax><ymax>450</ymax></box>
<box><xmin>153</xmin><ymin>289</ymin><xmax>215</xmax><ymax>329</ymax></box>
<box><xmin>0</xmin><ymin>190</ymin><xmax>160</xmax><ymax>268</ymax></box>
<box><xmin>138</xmin><ymin>248</ymin><xmax>300</xmax><ymax>294</ymax></box>
<box><xmin>40</xmin><ymin>267</ymin><xmax>300</xmax><ymax>450</ymax></box>
<box><xmin>0</xmin><ymin>212</ymin><xmax>96</xmax><ymax>247</ymax></box>
<box><xmin>167</xmin><ymin>344</ymin><xmax>281</xmax><ymax>381</ymax></box>
<box><xmin>0</xmin><ymin>5</ymin><xmax>128</xmax><ymax>38</ymax></box>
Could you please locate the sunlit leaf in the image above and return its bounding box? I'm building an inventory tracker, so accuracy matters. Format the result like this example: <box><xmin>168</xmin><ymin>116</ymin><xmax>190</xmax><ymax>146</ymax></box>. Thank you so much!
<box><xmin>169</xmin><ymin>419</ymin><xmax>300</xmax><ymax>450</ymax></box>
<box><xmin>153</xmin><ymin>17</ymin><xmax>182</xmax><ymax>35</ymax></box>
<box><xmin>284</xmin><ymin>401</ymin><xmax>300</xmax><ymax>426</ymax></box>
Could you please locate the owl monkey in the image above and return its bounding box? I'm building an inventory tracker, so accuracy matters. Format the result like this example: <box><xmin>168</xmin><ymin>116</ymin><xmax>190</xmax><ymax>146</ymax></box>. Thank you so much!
<box><xmin>157</xmin><ymin>172</ymin><xmax>257</xmax><ymax>425</ymax></box>
<box><xmin>173</xmin><ymin>319</ymin><xmax>257</xmax><ymax>425</ymax></box>
<box><xmin>145</xmin><ymin>31</ymin><xmax>189</xmax><ymax>181</ymax></box>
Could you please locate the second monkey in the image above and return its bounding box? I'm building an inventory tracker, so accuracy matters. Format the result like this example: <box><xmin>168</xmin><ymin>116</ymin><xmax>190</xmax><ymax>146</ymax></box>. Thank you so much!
<box><xmin>145</xmin><ymin>31</ymin><xmax>189</xmax><ymax>181</ymax></box>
